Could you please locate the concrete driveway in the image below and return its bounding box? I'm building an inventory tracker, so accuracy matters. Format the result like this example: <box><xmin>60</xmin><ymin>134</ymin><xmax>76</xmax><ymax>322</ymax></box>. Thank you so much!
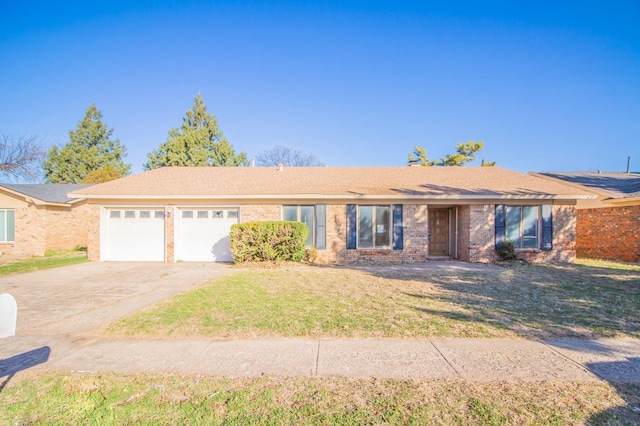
<box><xmin>0</xmin><ymin>262</ymin><xmax>229</xmax><ymax>336</ymax></box>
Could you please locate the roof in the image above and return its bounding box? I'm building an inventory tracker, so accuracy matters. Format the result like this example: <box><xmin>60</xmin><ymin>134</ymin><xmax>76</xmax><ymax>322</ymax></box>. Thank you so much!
<box><xmin>69</xmin><ymin>166</ymin><xmax>594</xmax><ymax>201</ymax></box>
<box><xmin>533</xmin><ymin>172</ymin><xmax>640</xmax><ymax>200</ymax></box>
<box><xmin>0</xmin><ymin>183</ymin><xmax>93</xmax><ymax>204</ymax></box>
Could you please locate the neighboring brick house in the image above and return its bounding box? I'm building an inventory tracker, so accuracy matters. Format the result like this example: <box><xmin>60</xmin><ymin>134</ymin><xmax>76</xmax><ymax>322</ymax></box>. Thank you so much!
<box><xmin>0</xmin><ymin>184</ymin><xmax>92</xmax><ymax>258</ymax></box>
<box><xmin>68</xmin><ymin>166</ymin><xmax>593</xmax><ymax>264</ymax></box>
<box><xmin>532</xmin><ymin>171</ymin><xmax>640</xmax><ymax>263</ymax></box>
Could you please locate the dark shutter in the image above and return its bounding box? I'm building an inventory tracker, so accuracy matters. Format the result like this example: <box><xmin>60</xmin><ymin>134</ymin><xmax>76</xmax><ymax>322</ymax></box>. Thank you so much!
<box><xmin>392</xmin><ymin>204</ymin><xmax>403</xmax><ymax>250</ymax></box>
<box><xmin>495</xmin><ymin>204</ymin><xmax>506</xmax><ymax>248</ymax></box>
<box><xmin>541</xmin><ymin>204</ymin><xmax>553</xmax><ymax>251</ymax></box>
<box><xmin>346</xmin><ymin>204</ymin><xmax>357</xmax><ymax>249</ymax></box>
<box><xmin>315</xmin><ymin>204</ymin><xmax>326</xmax><ymax>250</ymax></box>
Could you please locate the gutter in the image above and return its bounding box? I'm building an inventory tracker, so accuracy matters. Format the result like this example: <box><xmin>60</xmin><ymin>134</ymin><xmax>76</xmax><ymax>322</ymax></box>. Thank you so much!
<box><xmin>68</xmin><ymin>193</ymin><xmax>596</xmax><ymax>201</ymax></box>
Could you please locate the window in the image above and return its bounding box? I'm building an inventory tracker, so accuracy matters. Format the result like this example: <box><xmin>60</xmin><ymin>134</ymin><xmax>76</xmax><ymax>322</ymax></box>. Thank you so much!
<box><xmin>358</xmin><ymin>205</ymin><xmax>390</xmax><ymax>248</ymax></box>
<box><xmin>346</xmin><ymin>204</ymin><xmax>402</xmax><ymax>250</ymax></box>
<box><xmin>124</xmin><ymin>210</ymin><xmax>136</xmax><ymax>219</ymax></box>
<box><xmin>496</xmin><ymin>205</ymin><xmax>552</xmax><ymax>251</ymax></box>
<box><xmin>212</xmin><ymin>210</ymin><xmax>224</xmax><ymax>218</ymax></box>
<box><xmin>154</xmin><ymin>210</ymin><xmax>165</xmax><ymax>219</ymax></box>
<box><xmin>506</xmin><ymin>206</ymin><xmax>538</xmax><ymax>248</ymax></box>
<box><xmin>227</xmin><ymin>210</ymin><xmax>239</xmax><ymax>219</ymax></box>
<box><xmin>139</xmin><ymin>210</ymin><xmax>151</xmax><ymax>219</ymax></box>
<box><xmin>197</xmin><ymin>210</ymin><xmax>209</xmax><ymax>219</ymax></box>
<box><xmin>0</xmin><ymin>209</ymin><xmax>15</xmax><ymax>242</ymax></box>
<box><xmin>182</xmin><ymin>210</ymin><xmax>193</xmax><ymax>219</ymax></box>
<box><xmin>283</xmin><ymin>205</ymin><xmax>314</xmax><ymax>247</ymax></box>
<box><xmin>109</xmin><ymin>210</ymin><xmax>121</xmax><ymax>219</ymax></box>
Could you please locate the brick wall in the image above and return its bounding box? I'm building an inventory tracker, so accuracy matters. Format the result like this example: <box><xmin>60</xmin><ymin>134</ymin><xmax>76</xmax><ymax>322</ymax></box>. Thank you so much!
<box><xmin>44</xmin><ymin>202</ymin><xmax>90</xmax><ymax>251</ymax></box>
<box><xmin>461</xmin><ymin>204</ymin><xmax>577</xmax><ymax>263</ymax></box>
<box><xmin>241</xmin><ymin>204</ymin><xmax>282</xmax><ymax>223</ymax></box>
<box><xmin>86</xmin><ymin>204</ymin><xmax>101</xmax><ymax>261</ymax></box>
<box><xmin>317</xmin><ymin>204</ymin><xmax>428</xmax><ymax>264</ymax></box>
<box><xmin>0</xmin><ymin>205</ymin><xmax>46</xmax><ymax>257</ymax></box>
<box><xmin>577</xmin><ymin>205</ymin><xmax>640</xmax><ymax>262</ymax></box>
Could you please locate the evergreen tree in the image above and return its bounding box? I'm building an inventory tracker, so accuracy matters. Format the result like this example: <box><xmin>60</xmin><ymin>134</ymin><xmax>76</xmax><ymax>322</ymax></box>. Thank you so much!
<box><xmin>144</xmin><ymin>93</ymin><xmax>248</xmax><ymax>170</ymax></box>
<box><xmin>44</xmin><ymin>104</ymin><xmax>131</xmax><ymax>183</ymax></box>
<box><xmin>408</xmin><ymin>141</ymin><xmax>495</xmax><ymax>167</ymax></box>
<box><xmin>81</xmin><ymin>164</ymin><xmax>124</xmax><ymax>183</ymax></box>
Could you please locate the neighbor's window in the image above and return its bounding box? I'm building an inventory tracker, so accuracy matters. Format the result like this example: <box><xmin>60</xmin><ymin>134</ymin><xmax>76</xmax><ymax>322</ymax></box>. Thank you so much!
<box><xmin>506</xmin><ymin>206</ymin><xmax>538</xmax><ymax>249</ymax></box>
<box><xmin>358</xmin><ymin>205</ymin><xmax>390</xmax><ymax>248</ymax></box>
<box><xmin>283</xmin><ymin>205</ymin><xmax>314</xmax><ymax>247</ymax></box>
<box><xmin>0</xmin><ymin>209</ymin><xmax>15</xmax><ymax>242</ymax></box>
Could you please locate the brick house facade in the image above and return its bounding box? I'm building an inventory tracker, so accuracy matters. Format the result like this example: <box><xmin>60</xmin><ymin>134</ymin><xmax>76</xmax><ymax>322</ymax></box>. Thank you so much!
<box><xmin>0</xmin><ymin>184</ymin><xmax>92</xmax><ymax>258</ymax></box>
<box><xmin>577</xmin><ymin>205</ymin><xmax>640</xmax><ymax>262</ymax></box>
<box><xmin>532</xmin><ymin>172</ymin><xmax>639</xmax><ymax>263</ymax></box>
<box><xmin>72</xmin><ymin>166</ymin><xmax>591</xmax><ymax>264</ymax></box>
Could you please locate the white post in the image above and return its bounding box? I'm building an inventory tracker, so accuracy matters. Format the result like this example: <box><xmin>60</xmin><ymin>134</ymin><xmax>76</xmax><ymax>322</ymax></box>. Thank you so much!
<box><xmin>0</xmin><ymin>293</ymin><xmax>17</xmax><ymax>338</ymax></box>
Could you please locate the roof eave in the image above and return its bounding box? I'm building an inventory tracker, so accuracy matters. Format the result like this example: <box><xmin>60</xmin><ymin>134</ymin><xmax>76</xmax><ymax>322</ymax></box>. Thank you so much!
<box><xmin>70</xmin><ymin>193</ymin><xmax>596</xmax><ymax>201</ymax></box>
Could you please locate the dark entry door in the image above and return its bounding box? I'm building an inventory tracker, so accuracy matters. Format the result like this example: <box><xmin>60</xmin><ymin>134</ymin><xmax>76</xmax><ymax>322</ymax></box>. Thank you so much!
<box><xmin>428</xmin><ymin>209</ymin><xmax>449</xmax><ymax>256</ymax></box>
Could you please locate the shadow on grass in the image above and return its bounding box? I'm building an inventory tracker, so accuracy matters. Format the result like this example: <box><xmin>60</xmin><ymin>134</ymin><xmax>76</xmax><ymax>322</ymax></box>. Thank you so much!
<box><xmin>0</xmin><ymin>346</ymin><xmax>50</xmax><ymax>393</ymax></box>
<box><xmin>356</xmin><ymin>262</ymin><xmax>640</xmax><ymax>340</ymax></box>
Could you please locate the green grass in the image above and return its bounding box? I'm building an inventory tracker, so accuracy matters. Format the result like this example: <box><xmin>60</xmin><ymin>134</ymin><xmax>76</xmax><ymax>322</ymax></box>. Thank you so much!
<box><xmin>1</xmin><ymin>373</ymin><xmax>638</xmax><ymax>425</ymax></box>
<box><xmin>108</xmin><ymin>261</ymin><xmax>640</xmax><ymax>340</ymax></box>
<box><xmin>0</xmin><ymin>249</ymin><xmax>87</xmax><ymax>276</ymax></box>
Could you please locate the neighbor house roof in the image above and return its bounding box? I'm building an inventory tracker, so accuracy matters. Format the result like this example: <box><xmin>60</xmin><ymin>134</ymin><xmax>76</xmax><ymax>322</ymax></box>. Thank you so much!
<box><xmin>0</xmin><ymin>183</ymin><xmax>93</xmax><ymax>205</ymax></box>
<box><xmin>531</xmin><ymin>172</ymin><xmax>640</xmax><ymax>204</ymax></box>
<box><xmin>69</xmin><ymin>166</ymin><xmax>594</xmax><ymax>201</ymax></box>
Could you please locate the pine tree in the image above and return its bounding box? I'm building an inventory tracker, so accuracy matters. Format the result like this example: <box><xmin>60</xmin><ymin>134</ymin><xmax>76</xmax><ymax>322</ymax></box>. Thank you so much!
<box><xmin>408</xmin><ymin>141</ymin><xmax>495</xmax><ymax>167</ymax></box>
<box><xmin>44</xmin><ymin>104</ymin><xmax>130</xmax><ymax>183</ymax></box>
<box><xmin>144</xmin><ymin>93</ymin><xmax>248</xmax><ymax>170</ymax></box>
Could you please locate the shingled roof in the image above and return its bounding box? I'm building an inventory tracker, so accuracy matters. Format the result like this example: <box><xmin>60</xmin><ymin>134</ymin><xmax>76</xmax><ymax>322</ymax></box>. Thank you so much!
<box><xmin>69</xmin><ymin>166</ymin><xmax>594</xmax><ymax>201</ymax></box>
<box><xmin>0</xmin><ymin>183</ymin><xmax>93</xmax><ymax>204</ymax></box>
<box><xmin>532</xmin><ymin>172</ymin><xmax>640</xmax><ymax>200</ymax></box>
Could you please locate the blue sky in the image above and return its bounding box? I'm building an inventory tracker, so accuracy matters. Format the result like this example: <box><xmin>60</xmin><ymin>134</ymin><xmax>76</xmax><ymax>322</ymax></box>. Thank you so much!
<box><xmin>1</xmin><ymin>0</ymin><xmax>639</xmax><ymax>175</ymax></box>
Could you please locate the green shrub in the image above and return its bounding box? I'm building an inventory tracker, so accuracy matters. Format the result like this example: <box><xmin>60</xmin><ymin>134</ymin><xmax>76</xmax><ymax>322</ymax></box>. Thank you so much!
<box><xmin>230</xmin><ymin>221</ymin><xmax>308</xmax><ymax>263</ymax></box>
<box><xmin>496</xmin><ymin>240</ymin><xmax>517</xmax><ymax>261</ymax></box>
<box><xmin>304</xmin><ymin>246</ymin><xmax>318</xmax><ymax>263</ymax></box>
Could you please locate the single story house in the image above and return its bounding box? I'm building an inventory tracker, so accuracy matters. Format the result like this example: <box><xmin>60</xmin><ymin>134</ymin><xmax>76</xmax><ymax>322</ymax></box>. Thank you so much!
<box><xmin>68</xmin><ymin>166</ymin><xmax>594</xmax><ymax>264</ymax></box>
<box><xmin>531</xmin><ymin>171</ymin><xmax>639</xmax><ymax>262</ymax></box>
<box><xmin>0</xmin><ymin>183</ymin><xmax>92</xmax><ymax>258</ymax></box>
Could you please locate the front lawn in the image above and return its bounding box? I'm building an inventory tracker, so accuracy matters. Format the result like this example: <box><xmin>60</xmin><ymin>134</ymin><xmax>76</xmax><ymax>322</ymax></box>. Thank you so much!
<box><xmin>108</xmin><ymin>260</ymin><xmax>640</xmax><ymax>340</ymax></box>
<box><xmin>1</xmin><ymin>373</ymin><xmax>638</xmax><ymax>425</ymax></box>
<box><xmin>0</xmin><ymin>249</ymin><xmax>87</xmax><ymax>276</ymax></box>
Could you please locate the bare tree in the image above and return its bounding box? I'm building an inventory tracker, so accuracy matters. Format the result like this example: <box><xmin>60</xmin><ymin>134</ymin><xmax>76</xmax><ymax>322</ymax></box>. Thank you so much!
<box><xmin>255</xmin><ymin>145</ymin><xmax>325</xmax><ymax>167</ymax></box>
<box><xmin>0</xmin><ymin>133</ymin><xmax>46</xmax><ymax>182</ymax></box>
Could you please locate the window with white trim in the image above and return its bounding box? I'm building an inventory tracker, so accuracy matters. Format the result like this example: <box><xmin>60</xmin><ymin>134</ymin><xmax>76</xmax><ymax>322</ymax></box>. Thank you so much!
<box><xmin>358</xmin><ymin>205</ymin><xmax>391</xmax><ymax>248</ymax></box>
<box><xmin>0</xmin><ymin>209</ymin><xmax>15</xmax><ymax>242</ymax></box>
<box><xmin>505</xmin><ymin>206</ymin><xmax>539</xmax><ymax>249</ymax></box>
<box><xmin>283</xmin><ymin>205</ymin><xmax>314</xmax><ymax>247</ymax></box>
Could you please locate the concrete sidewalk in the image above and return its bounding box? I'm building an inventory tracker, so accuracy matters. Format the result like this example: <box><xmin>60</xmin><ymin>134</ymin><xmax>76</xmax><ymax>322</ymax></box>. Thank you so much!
<box><xmin>2</xmin><ymin>335</ymin><xmax>639</xmax><ymax>383</ymax></box>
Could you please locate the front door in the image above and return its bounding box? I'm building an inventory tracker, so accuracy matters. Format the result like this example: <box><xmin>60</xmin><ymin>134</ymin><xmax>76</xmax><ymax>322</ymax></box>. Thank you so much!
<box><xmin>428</xmin><ymin>209</ymin><xmax>449</xmax><ymax>256</ymax></box>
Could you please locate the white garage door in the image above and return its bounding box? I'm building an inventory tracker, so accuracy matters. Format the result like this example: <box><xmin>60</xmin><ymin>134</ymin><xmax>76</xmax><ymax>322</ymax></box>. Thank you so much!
<box><xmin>103</xmin><ymin>209</ymin><xmax>165</xmax><ymax>261</ymax></box>
<box><xmin>176</xmin><ymin>209</ymin><xmax>239</xmax><ymax>262</ymax></box>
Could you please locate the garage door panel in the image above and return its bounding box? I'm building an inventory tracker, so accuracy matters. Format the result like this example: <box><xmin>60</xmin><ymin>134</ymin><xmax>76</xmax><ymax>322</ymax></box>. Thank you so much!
<box><xmin>177</xmin><ymin>209</ymin><xmax>238</xmax><ymax>262</ymax></box>
<box><xmin>104</xmin><ymin>209</ymin><xmax>165</xmax><ymax>261</ymax></box>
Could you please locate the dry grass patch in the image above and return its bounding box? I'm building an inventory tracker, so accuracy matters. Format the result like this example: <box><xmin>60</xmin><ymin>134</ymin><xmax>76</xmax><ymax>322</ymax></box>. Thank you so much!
<box><xmin>1</xmin><ymin>372</ymin><xmax>638</xmax><ymax>425</ymax></box>
<box><xmin>108</xmin><ymin>261</ymin><xmax>640</xmax><ymax>340</ymax></box>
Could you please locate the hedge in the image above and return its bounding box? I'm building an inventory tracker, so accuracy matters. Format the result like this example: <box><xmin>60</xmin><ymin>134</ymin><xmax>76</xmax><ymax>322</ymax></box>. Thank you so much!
<box><xmin>229</xmin><ymin>221</ymin><xmax>308</xmax><ymax>263</ymax></box>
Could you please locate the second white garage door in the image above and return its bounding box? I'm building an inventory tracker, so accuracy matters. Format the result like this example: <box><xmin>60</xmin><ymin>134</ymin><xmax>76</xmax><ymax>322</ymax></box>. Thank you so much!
<box><xmin>176</xmin><ymin>208</ymin><xmax>239</xmax><ymax>262</ymax></box>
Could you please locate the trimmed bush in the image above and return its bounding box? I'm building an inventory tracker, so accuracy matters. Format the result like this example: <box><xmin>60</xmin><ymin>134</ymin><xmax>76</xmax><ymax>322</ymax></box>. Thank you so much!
<box><xmin>230</xmin><ymin>221</ymin><xmax>308</xmax><ymax>263</ymax></box>
<box><xmin>496</xmin><ymin>240</ymin><xmax>517</xmax><ymax>261</ymax></box>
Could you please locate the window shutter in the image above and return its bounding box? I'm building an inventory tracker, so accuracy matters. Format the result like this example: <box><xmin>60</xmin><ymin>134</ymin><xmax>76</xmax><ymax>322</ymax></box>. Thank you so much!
<box><xmin>541</xmin><ymin>204</ymin><xmax>553</xmax><ymax>251</ymax></box>
<box><xmin>315</xmin><ymin>204</ymin><xmax>326</xmax><ymax>250</ymax></box>
<box><xmin>495</xmin><ymin>204</ymin><xmax>506</xmax><ymax>248</ymax></box>
<box><xmin>392</xmin><ymin>204</ymin><xmax>403</xmax><ymax>250</ymax></box>
<box><xmin>346</xmin><ymin>204</ymin><xmax>357</xmax><ymax>249</ymax></box>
